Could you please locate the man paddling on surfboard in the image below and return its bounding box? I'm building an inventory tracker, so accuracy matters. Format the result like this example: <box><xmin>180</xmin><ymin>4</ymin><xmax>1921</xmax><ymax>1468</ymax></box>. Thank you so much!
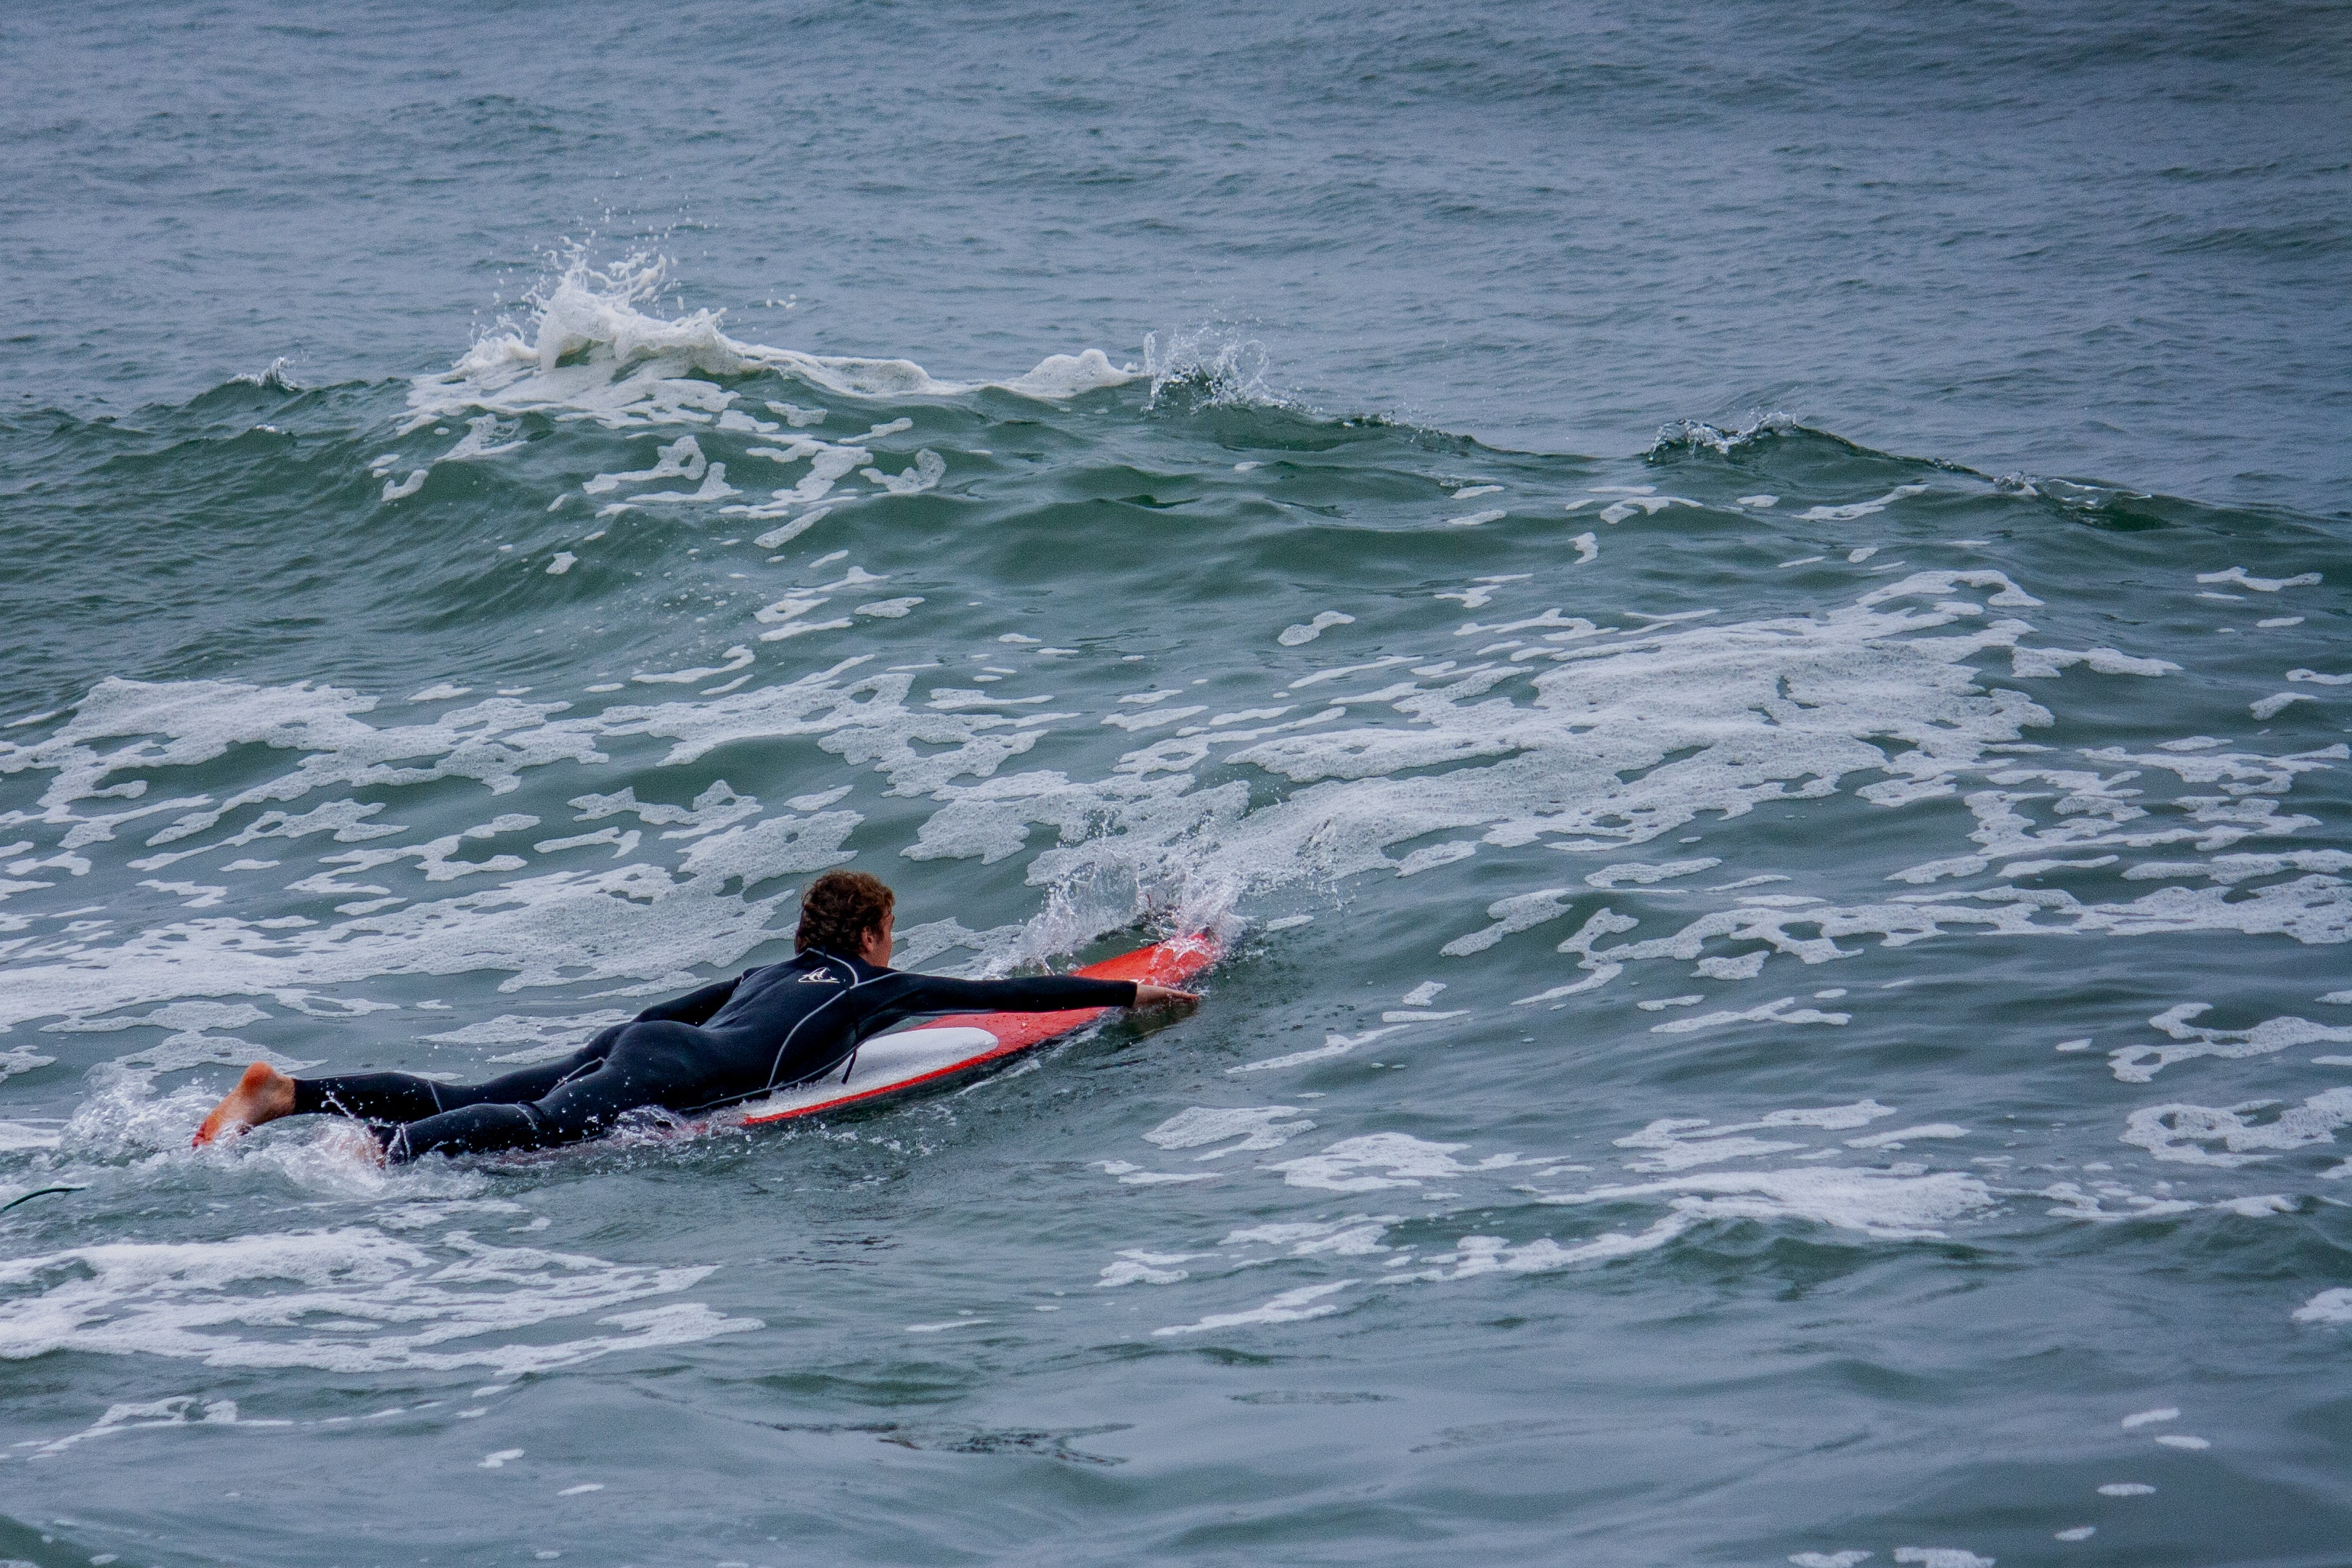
<box><xmin>193</xmin><ymin>870</ymin><xmax>1197</xmax><ymax>1163</ymax></box>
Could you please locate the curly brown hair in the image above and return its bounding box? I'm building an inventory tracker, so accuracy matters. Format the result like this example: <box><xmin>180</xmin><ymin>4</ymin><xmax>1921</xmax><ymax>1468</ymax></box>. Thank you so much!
<box><xmin>794</xmin><ymin>870</ymin><xmax>895</xmax><ymax>957</ymax></box>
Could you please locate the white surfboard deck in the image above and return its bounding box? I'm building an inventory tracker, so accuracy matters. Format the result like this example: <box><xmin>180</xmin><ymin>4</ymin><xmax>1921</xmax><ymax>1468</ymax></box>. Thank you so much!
<box><xmin>734</xmin><ymin>1025</ymin><xmax>1003</xmax><ymax>1122</ymax></box>
<box><xmin>735</xmin><ymin>931</ymin><xmax>1220</xmax><ymax>1127</ymax></box>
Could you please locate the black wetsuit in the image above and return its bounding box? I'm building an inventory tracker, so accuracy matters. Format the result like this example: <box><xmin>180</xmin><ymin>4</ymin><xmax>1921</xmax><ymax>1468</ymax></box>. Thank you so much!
<box><xmin>290</xmin><ymin>949</ymin><xmax>1137</xmax><ymax>1163</ymax></box>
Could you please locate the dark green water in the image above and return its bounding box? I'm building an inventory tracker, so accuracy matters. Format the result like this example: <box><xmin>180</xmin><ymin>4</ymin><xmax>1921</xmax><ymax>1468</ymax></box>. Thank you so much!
<box><xmin>2</xmin><ymin>4</ymin><xmax>2348</xmax><ymax>1565</ymax></box>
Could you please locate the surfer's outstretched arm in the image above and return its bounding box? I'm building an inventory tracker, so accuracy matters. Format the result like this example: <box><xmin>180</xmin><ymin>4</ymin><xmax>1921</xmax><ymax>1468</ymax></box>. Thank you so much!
<box><xmin>961</xmin><ymin>974</ymin><xmax>1196</xmax><ymax>1008</ymax></box>
<box><xmin>855</xmin><ymin>971</ymin><xmax>1197</xmax><ymax>1037</ymax></box>
<box><xmin>889</xmin><ymin>971</ymin><xmax>1142</xmax><ymax>1013</ymax></box>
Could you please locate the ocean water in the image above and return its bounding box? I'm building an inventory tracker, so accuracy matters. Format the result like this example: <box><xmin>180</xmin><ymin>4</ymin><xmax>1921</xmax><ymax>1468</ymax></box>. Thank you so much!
<box><xmin>1</xmin><ymin>4</ymin><xmax>2348</xmax><ymax>1565</ymax></box>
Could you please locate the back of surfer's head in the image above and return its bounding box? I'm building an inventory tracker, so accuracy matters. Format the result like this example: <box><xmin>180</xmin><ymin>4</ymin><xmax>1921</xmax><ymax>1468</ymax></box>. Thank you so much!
<box><xmin>795</xmin><ymin>870</ymin><xmax>895</xmax><ymax>955</ymax></box>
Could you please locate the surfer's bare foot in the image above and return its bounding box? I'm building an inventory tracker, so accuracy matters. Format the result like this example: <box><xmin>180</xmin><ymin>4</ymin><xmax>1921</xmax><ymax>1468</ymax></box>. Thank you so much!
<box><xmin>192</xmin><ymin>1061</ymin><xmax>297</xmax><ymax>1147</ymax></box>
<box><xmin>1133</xmin><ymin>984</ymin><xmax>1199</xmax><ymax>1008</ymax></box>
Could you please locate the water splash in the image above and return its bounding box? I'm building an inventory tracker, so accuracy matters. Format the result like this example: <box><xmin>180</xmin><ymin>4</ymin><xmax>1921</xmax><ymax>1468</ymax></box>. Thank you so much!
<box><xmin>1647</xmin><ymin>409</ymin><xmax>1799</xmax><ymax>455</ymax></box>
<box><xmin>406</xmin><ymin>247</ymin><xmax>1136</xmax><ymax>436</ymax></box>
<box><xmin>1141</xmin><ymin>325</ymin><xmax>1281</xmax><ymax>413</ymax></box>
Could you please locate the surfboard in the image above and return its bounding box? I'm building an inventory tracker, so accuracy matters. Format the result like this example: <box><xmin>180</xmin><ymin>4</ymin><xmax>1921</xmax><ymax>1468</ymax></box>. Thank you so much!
<box><xmin>736</xmin><ymin>932</ymin><xmax>1219</xmax><ymax>1127</ymax></box>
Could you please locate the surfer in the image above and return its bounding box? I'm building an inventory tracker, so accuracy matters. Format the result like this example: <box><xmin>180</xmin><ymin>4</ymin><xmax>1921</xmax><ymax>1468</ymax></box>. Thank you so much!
<box><xmin>192</xmin><ymin>870</ymin><xmax>1197</xmax><ymax>1163</ymax></box>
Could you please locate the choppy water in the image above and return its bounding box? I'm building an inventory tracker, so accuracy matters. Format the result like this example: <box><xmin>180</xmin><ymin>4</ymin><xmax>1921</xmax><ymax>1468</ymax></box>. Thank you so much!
<box><xmin>3</xmin><ymin>4</ymin><xmax>2348</xmax><ymax>1566</ymax></box>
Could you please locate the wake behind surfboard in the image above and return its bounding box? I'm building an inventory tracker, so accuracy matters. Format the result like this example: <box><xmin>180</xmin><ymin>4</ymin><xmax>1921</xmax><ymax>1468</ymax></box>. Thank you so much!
<box><xmin>736</xmin><ymin>932</ymin><xmax>1220</xmax><ymax>1127</ymax></box>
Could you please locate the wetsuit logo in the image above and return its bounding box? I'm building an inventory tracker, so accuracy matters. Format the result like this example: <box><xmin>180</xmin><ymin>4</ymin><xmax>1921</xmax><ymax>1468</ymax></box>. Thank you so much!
<box><xmin>798</xmin><ymin>970</ymin><xmax>841</xmax><ymax>984</ymax></box>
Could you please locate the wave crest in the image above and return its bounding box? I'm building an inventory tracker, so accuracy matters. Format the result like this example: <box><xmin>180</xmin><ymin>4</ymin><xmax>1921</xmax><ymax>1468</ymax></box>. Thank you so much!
<box><xmin>1646</xmin><ymin>410</ymin><xmax>1800</xmax><ymax>455</ymax></box>
<box><xmin>229</xmin><ymin>357</ymin><xmax>303</xmax><ymax>393</ymax></box>
<box><xmin>1141</xmin><ymin>325</ymin><xmax>1282</xmax><ymax>413</ymax></box>
<box><xmin>409</xmin><ymin>248</ymin><xmax>1137</xmax><ymax>433</ymax></box>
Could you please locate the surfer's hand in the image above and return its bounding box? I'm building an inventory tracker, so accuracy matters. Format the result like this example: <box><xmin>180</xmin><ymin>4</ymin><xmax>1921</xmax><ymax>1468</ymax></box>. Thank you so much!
<box><xmin>1132</xmin><ymin>984</ymin><xmax>1199</xmax><ymax>1008</ymax></box>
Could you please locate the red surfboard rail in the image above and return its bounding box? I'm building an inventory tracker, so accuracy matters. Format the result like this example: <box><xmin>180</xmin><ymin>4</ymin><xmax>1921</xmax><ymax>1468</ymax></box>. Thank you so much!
<box><xmin>738</xmin><ymin>931</ymin><xmax>1220</xmax><ymax>1127</ymax></box>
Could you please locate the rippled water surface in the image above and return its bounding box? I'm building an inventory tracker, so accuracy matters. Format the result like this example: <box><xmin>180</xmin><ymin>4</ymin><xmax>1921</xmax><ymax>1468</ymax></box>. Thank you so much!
<box><xmin>2</xmin><ymin>4</ymin><xmax>2348</xmax><ymax>1566</ymax></box>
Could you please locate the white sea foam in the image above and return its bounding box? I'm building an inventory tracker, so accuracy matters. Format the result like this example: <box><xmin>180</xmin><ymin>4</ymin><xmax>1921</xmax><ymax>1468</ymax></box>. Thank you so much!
<box><xmin>1095</xmin><ymin>1250</ymin><xmax>1199</xmax><ymax>1287</ymax></box>
<box><xmin>900</xmin><ymin>568</ymin><xmax>2253</xmax><ymax>981</ymax></box>
<box><xmin>1228</xmin><ymin>1026</ymin><xmax>1406</xmax><ymax>1074</ymax></box>
<box><xmin>4</xmin><ymin>542</ymin><xmax>2340</xmax><ymax>1141</ymax></box>
<box><xmin>1265</xmin><ymin>1132</ymin><xmax>1524</xmax><ymax>1193</ymax></box>
<box><xmin>2102</xmin><ymin>1003</ymin><xmax>2352</xmax><ymax>1083</ymax></box>
<box><xmin>1583</xmin><ymin>486</ymin><xmax>1701</xmax><ymax>525</ymax></box>
<box><xmin>404</xmin><ymin>253</ymin><xmax>1132</xmax><ymax>439</ymax></box>
<box><xmin>1144</xmin><ymin>1106</ymin><xmax>1315</xmax><ymax>1157</ymax></box>
<box><xmin>1381</xmin><ymin>1222</ymin><xmax>1691</xmax><ymax>1281</ymax></box>
<box><xmin>2294</xmin><ymin>1288</ymin><xmax>2352</xmax><ymax>1324</ymax></box>
<box><xmin>1493</xmin><ymin>874</ymin><xmax>2351</xmax><ymax>1007</ymax></box>
<box><xmin>633</xmin><ymin>647</ymin><xmax>754</xmax><ymax>685</ymax></box>
<box><xmin>0</xmin><ymin>1119</ymin><xmax>63</xmax><ymax>1152</ymax></box>
<box><xmin>1094</xmin><ymin>1161</ymin><xmax>1220</xmax><ymax>1186</ymax></box>
<box><xmin>1585</xmin><ymin>857</ymin><xmax>1720</xmax><ymax>889</ymax></box>
<box><xmin>1797</xmin><ymin>483</ymin><xmax>1927</xmax><ymax>523</ymax></box>
<box><xmin>1648</xmin><ymin>995</ymin><xmax>1851</xmax><ymax>1034</ymax></box>
<box><xmin>1541</xmin><ymin>1165</ymin><xmax>1994</xmax><ymax>1241</ymax></box>
<box><xmin>861</xmin><ymin>449</ymin><xmax>947</xmax><ymax>496</ymax></box>
<box><xmin>47</xmin><ymin>1079</ymin><xmax>226</xmax><ymax>1164</ymax></box>
<box><xmin>1395</xmin><ymin>841</ymin><xmax>1477</xmax><ymax>876</ymax></box>
<box><xmin>2120</xmin><ymin>1088</ymin><xmax>2352</xmax><ymax>1166</ymax></box>
<box><xmin>0</xmin><ymin>851</ymin><xmax>818</xmax><ymax>1035</ymax></box>
<box><xmin>1845</xmin><ymin>1124</ymin><xmax>1967</xmax><ymax>1149</ymax></box>
<box><xmin>1613</xmin><ymin>1101</ymin><xmax>1895</xmax><ymax>1172</ymax></box>
<box><xmin>1435</xmin><ymin>574</ymin><xmax>1531</xmax><ymax>611</ymax></box>
<box><xmin>2039</xmin><ymin>1181</ymin><xmax>2200</xmax><ymax>1222</ymax></box>
<box><xmin>1151</xmin><ymin>1280</ymin><xmax>1353</xmax><ymax>1336</ymax></box>
<box><xmin>999</xmin><ymin>348</ymin><xmax>1134</xmax><ymax>398</ymax></box>
<box><xmin>2194</xmin><ymin>567</ymin><xmax>2321</xmax><ymax>593</ymax></box>
<box><xmin>0</xmin><ymin>1044</ymin><xmax>58</xmax><ymax>1081</ymax></box>
<box><xmin>17</xmin><ymin>1395</ymin><xmax>284</xmax><ymax>1461</ymax></box>
<box><xmin>1220</xmin><ymin>1215</ymin><xmax>1397</xmax><ymax>1257</ymax></box>
<box><xmin>584</xmin><ymin>433</ymin><xmax>709</xmax><ymax>494</ymax></box>
<box><xmin>1278</xmin><ymin>611</ymin><xmax>1355</xmax><ymax>647</ymax></box>
<box><xmin>2123</xmin><ymin>850</ymin><xmax>2352</xmax><ymax>884</ymax></box>
<box><xmin>1441</xmin><ymin>888</ymin><xmax>1577</xmax><ymax>956</ymax></box>
<box><xmin>0</xmin><ymin>657</ymin><xmax>1132</xmax><ymax>1027</ymax></box>
<box><xmin>41</xmin><ymin>996</ymin><xmax>303</xmax><ymax>1079</ymax></box>
<box><xmin>0</xmin><ymin>1226</ymin><xmax>758</xmax><ymax>1373</ymax></box>
<box><xmin>422</xmin><ymin>1011</ymin><xmax>632</xmax><ymax>1063</ymax></box>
